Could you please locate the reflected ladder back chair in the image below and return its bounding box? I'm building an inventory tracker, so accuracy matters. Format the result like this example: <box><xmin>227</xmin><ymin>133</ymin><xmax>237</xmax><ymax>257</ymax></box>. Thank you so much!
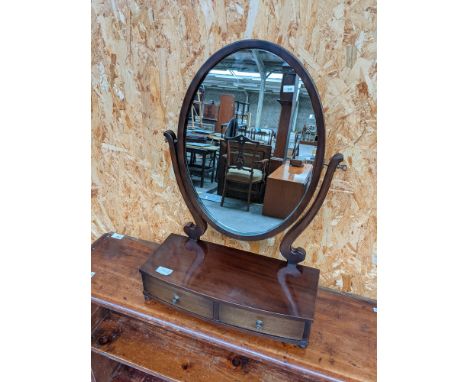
<box><xmin>221</xmin><ymin>135</ymin><xmax>269</xmax><ymax>211</ymax></box>
<box><xmin>299</xmin><ymin>126</ymin><xmax>317</xmax><ymax>146</ymax></box>
<box><xmin>247</xmin><ymin>127</ymin><xmax>274</xmax><ymax>146</ymax></box>
<box><xmin>292</xmin><ymin>126</ymin><xmax>317</xmax><ymax>160</ymax></box>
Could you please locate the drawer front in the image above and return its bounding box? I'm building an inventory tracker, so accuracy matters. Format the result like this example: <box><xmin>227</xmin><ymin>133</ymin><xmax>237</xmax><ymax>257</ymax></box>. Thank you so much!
<box><xmin>219</xmin><ymin>304</ymin><xmax>305</xmax><ymax>340</ymax></box>
<box><xmin>142</xmin><ymin>275</ymin><xmax>213</xmax><ymax>319</ymax></box>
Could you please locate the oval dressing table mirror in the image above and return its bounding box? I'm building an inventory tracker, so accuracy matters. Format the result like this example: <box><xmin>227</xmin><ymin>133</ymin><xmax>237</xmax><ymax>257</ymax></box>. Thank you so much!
<box><xmin>140</xmin><ymin>40</ymin><xmax>345</xmax><ymax>348</ymax></box>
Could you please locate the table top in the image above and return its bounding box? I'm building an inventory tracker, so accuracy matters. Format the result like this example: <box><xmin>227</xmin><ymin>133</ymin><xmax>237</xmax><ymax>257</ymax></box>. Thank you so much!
<box><xmin>268</xmin><ymin>162</ymin><xmax>313</xmax><ymax>184</ymax></box>
<box><xmin>91</xmin><ymin>233</ymin><xmax>377</xmax><ymax>382</ymax></box>
<box><xmin>140</xmin><ymin>233</ymin><xmax>319</xmax><ymax>319</ymax></box>
<box><xmin>186</xmin><ymin>143</ymin><xmax>219</xmax><ymax>152</ymax></box>
<box><xmin>208</xmin><ymin>134</ymin><xmax>224</xmax><ymax>141</ymax></box>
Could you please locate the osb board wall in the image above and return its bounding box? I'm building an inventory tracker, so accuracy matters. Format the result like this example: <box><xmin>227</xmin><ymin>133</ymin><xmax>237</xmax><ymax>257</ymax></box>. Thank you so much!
<box><xmin>91</xmin><ymin>0</ymin><xmax>377</xmax><ymax>299</ymax></box>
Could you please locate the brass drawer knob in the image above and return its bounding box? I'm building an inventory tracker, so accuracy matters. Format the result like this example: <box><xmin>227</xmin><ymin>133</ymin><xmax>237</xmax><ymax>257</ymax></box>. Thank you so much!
<box><xmin>172</xmin><ymin>294</ymin><xmax>180</xmax><ymax>304</ymax></box>
<box><xmin>255</xmin><ymin>320</ymin><xmax>264</xmax><ymax>330</ymax></box>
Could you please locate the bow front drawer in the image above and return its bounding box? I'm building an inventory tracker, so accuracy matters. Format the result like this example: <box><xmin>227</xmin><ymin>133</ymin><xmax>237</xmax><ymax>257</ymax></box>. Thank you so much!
<box><xmin>142</xmin><ymin>275</ymin><xmax>213</xmax><ymax>319</ymax></box>
<box><xmin>218</xmin><ymin>303</ymin><xmax>306</xmax><ymax>340</ymax></box>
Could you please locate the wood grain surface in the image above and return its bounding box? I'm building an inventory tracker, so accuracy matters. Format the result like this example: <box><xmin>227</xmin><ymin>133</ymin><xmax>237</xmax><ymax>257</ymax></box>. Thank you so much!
<box><xmin>110</xmin><ymin>364</ymin><xmax>165</xmax><ymax>382</ymax></box>
<box><xmin>92</xmin><ymin>311</ymin><xmax>313</xmax><ymax>381</ymax></box>
<box><xmin>92</xmin><ymin>234</ymin><xmax>377</xmax><ymax>382</ymax></box>
<box><xmin>139</xmin><ymin>233</ymin><xmax>319</xmax><ymax>318</ymax></box>
<box><xmin>268</xmin><ymin>162</ymin><xmax>313</xmax><ymax>183</ymax></box>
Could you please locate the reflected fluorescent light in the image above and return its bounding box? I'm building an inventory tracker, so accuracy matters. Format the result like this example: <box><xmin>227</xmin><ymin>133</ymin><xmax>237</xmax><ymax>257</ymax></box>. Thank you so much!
<box><xmin>208</xmin><ymin>69</ymin><xmax>283</xmax><ymax>81</ymax></box>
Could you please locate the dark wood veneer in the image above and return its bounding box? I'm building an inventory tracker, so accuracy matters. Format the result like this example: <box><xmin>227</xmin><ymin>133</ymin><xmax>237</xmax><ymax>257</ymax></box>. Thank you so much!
<box><xmin>142</xmin><ymin>276</ymin><xmax>213</xmax><ymax>319</ymax></box>
<box><xmin>218</xmin><ymin>304</ymin><xmax>306</xmax><ymax>340</ymax></box>
<box><xmin>139</xmin><ymin>233</ymin><xmax>320</xmax><ymax>346</ymax></box>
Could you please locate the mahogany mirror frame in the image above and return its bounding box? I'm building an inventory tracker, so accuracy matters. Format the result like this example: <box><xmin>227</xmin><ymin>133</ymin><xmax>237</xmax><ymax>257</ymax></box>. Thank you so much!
<box><xmin>164</xmin><ymin>39</ymin><xmax>344</xmax><ymax>265</ymax></box>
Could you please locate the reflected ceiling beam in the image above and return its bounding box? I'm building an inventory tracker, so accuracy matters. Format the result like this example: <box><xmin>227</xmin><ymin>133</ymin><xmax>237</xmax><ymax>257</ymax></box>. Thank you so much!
<box><xmin>214</xmin><ymin>59</ymin><xmax>285</xmax><ymax>73</ymax></box>
<box><xmin>207</xmin><ymin>84</ymin><xmax>275</xmax><ymax>92</ymax></box>
<box><xmin>252</xmin><ymin>50</ymin><xmax>266</xmax><ymax>129</ymax></box>
<box><xmin>291</xmin><ymin>88</ymin><xmax>301</xmax><ymax>133</ymax></box>
<box><xmin>242</xmin><ymin>89</ymin><xmax>249</xmax><ymax>103</ymax></box>
<box><xmin>203</xmin><ymin>77</ymin><xmax>309</xmax><ymax>96</ymax></box>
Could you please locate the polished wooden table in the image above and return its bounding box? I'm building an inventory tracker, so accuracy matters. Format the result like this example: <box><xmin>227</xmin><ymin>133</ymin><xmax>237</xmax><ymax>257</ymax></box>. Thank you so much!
<box><xmin>91</xmin><ymin>233</ymin><xmax>376</xmax><ymax>382</ymax></box>
<box><xmin>262</xmin><ymin>162</ymin><xmax>313</xmax><ymax>219</ymax></box>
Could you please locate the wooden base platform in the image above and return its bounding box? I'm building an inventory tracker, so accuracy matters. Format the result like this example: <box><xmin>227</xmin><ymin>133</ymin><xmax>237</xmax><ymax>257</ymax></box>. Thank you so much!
<box><xmin>91</xmin><ymin>233</ymin><xmax>377</xmax><ymax>381</ymax></box>
<box><xmin>139</xmin><ymin>233</ymin><xmax>320</xmax><ymax>347</ymax></box>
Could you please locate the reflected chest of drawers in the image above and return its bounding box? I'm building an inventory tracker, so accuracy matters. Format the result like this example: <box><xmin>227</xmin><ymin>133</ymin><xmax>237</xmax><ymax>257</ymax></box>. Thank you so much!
<box><xmin>139</xmin><ymin>233</ymin><xmax>320</xmax><ymax>348</ymax></box>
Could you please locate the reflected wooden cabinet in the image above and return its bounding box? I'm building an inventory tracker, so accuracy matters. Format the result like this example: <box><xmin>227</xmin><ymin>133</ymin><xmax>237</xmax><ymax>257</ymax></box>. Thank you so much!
<box><xmin>263</xmin><ymin>162</ymin><xmax>313</xmax><ymax>219</ymax></box>
<box><xmin>215</xmin><ymin>94</ymin><xmax>235</xmax><ymax>133</ymax></box>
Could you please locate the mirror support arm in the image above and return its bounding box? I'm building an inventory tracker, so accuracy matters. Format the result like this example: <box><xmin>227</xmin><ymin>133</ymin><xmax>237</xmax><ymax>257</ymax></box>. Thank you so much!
<box><xmin>280</xmin><ymin>153</ymin><xmax>344</xmax><ymax>266</ymax></box>
<box><xmin>164</xmin><ymin>130</ymin><xmax>207</xmax><ymax>241</ymax></box>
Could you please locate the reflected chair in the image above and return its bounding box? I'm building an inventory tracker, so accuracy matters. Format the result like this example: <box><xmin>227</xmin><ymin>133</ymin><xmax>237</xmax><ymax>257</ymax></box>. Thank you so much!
<box><xmin>223</xmin><ymin>117</ymin><xmax>239</xmax><ymax>138</ymax></box>
<box><xmin>299</xmin><ymin>126</ymin><xmax>317</xmax><ymax>146</ymax></box>
<box><xmin>220</xmin><ymin>135</ymin><xmax>269</xmax><ymax>211</ymax></box>
<box><xmin>248</xmin><ymin>127</ymin><xmax>274</xmax><ymax>145</ymax></box>
<box><xmin>186</xmin><ymin>146</ymin><xmax>217</xmax><ymax>188</ymax></box>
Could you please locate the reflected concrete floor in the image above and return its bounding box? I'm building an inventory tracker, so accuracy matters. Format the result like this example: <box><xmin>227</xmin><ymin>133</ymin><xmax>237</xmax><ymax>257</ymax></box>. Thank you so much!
<box><xmin>192</xmin><ymin>177</ymin><xmax>283</xmax><ymax>235</ymax></box>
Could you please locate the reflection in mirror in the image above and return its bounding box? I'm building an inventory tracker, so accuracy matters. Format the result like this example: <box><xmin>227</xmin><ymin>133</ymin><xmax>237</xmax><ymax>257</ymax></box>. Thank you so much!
<box><xmin>185</xmin><ymin>49</ymin><xmax>317</xmax><ymax>236</ymax></box>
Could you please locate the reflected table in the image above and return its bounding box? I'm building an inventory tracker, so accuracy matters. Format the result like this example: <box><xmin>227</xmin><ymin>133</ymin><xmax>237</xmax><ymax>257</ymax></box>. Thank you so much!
<box><xmin>186</xmin><ymin>143</ymin><xmax>219</xmax><ymax>188</ymax></box>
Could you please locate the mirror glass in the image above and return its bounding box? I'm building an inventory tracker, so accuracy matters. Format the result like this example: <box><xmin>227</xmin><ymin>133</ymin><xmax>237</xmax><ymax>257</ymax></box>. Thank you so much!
<box><xmin>184</xmin><ymin>48</ymin><xmax>318</xmax><ymax>236</ymax></box>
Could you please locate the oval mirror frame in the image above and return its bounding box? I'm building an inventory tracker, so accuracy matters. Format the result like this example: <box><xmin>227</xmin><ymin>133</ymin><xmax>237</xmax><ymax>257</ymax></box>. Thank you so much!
<box><xmin>175</xmin><ymin>39</ymin><xmax>325</xmax><ymax>241</ymax></box>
